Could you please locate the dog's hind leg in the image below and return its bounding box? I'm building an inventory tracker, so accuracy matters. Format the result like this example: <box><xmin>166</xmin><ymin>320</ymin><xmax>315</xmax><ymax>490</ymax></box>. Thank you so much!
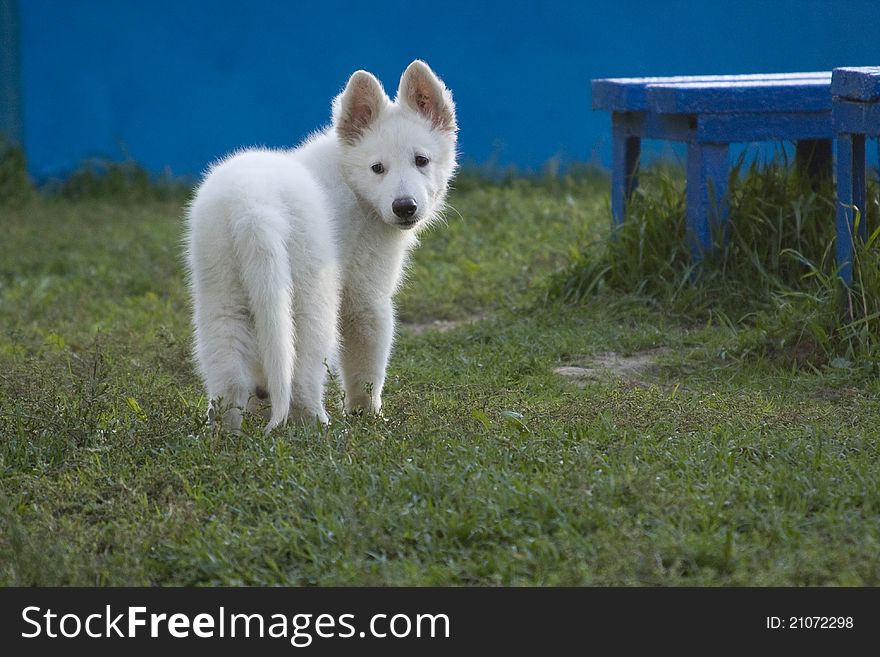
<box><xmin>289</xmin><ymin>264</ymin><xmax>340</xmax><ymax>427</ymax></box>
<box><xmin>196</xmin><ymin>302</ymin><xmax>258</xmax><ymax>432</ymax></box>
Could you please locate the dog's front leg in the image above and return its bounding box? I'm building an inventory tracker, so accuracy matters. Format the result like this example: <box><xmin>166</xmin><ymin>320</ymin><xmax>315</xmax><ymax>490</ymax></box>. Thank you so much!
<box><xmin>338</xmin><ymin>296</ymin><xmax>394</xmax><ymax>415</ymax></box>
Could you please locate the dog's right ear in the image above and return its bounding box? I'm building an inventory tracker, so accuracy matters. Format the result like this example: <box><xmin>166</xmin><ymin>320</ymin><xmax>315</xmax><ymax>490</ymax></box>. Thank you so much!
<box><xmin>333</xmin><ymin>70</ymin><xmax>388</xmax><ymax>145</ymax></box>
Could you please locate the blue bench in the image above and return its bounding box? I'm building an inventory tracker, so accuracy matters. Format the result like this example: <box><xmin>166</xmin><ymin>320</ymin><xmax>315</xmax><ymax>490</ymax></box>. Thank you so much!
<box><xmin>592</xmin><ymin>72</ymin><xmax>833</xmax><ymax>260</ymax></box>
<box><xmin>833</xmin><ymin>66</ymin><xmax>880</xmax><ymax>284</ymax></box>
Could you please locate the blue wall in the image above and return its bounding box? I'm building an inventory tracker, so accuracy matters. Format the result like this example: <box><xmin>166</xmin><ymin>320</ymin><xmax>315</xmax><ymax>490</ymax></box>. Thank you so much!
<box><xmin>12</xmin><ymin>0</ymin><xmax>880</xmax><ymax>178</ymax></box>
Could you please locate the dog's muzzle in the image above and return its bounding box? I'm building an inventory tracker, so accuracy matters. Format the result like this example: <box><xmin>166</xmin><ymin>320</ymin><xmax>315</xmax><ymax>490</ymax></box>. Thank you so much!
<box><xmin>392</xmin><ymin>197</ymin><xmax>418</xmax><ymax>220</ymax></box>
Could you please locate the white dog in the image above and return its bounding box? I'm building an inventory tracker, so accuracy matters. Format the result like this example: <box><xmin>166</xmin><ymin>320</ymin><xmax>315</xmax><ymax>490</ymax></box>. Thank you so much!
<box><xmin>185</xmin><ymin>60</ymin><xmax>457</xmax><ymax>432</ymax></box>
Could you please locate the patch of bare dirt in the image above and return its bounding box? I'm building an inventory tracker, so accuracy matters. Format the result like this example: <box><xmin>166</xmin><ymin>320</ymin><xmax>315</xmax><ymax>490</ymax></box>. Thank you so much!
<box><xmin>401</xmin><ymin>314</ymin><xmax>484</xmax><ymax>336</ymax></box>
<box><xmin>554</xmin><ymin>348</ymin><xmax>670</xmax><ymax>387</ymax></box>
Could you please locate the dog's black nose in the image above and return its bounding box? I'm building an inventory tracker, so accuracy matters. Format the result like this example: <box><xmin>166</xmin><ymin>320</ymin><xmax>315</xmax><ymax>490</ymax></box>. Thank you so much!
<box><xmin>392</xmin><ymin>197</ymin><xmax>418</xmax><ymax>219</ymax></box>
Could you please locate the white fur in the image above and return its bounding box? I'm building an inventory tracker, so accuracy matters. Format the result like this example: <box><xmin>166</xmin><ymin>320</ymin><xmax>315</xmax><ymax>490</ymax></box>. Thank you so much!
<box><xmin>185</xmin><ymin>60</ymin><xmax>457</xmax><ymax>432</ymax></box>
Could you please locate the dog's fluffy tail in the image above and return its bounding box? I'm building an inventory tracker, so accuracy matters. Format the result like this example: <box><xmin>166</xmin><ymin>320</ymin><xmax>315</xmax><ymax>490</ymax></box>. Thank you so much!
<box><xmin>232</xmin><ymin>209</ymin><xmax>294</xmax><ymax>433</ymax></box>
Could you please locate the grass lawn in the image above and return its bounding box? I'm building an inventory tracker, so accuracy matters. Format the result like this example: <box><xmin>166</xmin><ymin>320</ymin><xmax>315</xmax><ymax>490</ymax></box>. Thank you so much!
<box><xmin>1</xmin><ymin>164</ymin><xmax>879</xmax><ymax>585</ymax></box>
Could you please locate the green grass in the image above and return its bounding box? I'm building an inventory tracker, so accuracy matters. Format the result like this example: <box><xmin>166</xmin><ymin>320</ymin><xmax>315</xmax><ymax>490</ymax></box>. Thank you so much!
<box><xmin>552</xmin><ymin>158</ymin><xmax>880</xmax><ymax>370</ymax></box>
<box><xmin>1</xmin><ymin>156</ymin><xmax>879</xmax><ymax>585</ymax></box>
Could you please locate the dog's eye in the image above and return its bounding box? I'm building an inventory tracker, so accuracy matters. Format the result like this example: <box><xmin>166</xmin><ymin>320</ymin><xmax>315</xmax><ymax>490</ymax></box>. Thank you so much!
<box><xmin>371</xmin><ymin>163</ymin><xmax>385</xmax><ymax>174</ymax></box>
<box><xmin>415</xmin><ymin>155</ymin><xmax>430</xmax><ymax>168</ymax></box>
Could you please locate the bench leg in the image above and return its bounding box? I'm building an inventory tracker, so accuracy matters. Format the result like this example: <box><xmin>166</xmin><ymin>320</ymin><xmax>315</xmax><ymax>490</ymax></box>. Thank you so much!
<box><xmin>686</xmin><ymin>141</ymin><xmax>729</xmax><ymax>261</ymax></box>
<box><xmin>836</xmin><ymin>133</ymin><xmax>867</xmax><ymax>285</ymax></box>
<box><xmin>795</xmin><ymin>139</ymin><xmax>833</xmax><ymax>187</ymax></box>
<box><xmin>611</xmin><ymin>113</ymin><xmax>641</xmax><ymax>227</ymax></box>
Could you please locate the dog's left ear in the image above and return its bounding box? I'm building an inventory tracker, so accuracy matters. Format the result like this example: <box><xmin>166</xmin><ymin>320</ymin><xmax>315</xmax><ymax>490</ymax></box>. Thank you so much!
<box><xmin>397</xmin><ymin>60</ymin><xmax>457</xmax><ymax>133</ymax></box>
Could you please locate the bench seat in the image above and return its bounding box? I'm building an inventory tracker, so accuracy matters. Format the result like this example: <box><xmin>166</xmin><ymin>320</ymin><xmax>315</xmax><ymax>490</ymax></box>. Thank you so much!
<box><xmin>592</xmin><ymin>72</ymin><xmax>833</xmax><ymax>259</ymax></box>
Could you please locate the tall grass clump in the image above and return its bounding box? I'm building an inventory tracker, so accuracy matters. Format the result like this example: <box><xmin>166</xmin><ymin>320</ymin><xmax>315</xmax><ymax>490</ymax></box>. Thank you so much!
<box><xmin>551</xmin><ymin>154</ymin><xmax>880</xmax><ymax>369</ymax></box>
<box><xmin>46</xmin><ymin>159</ymin><xmax>192</xmax><ymax>202</ymax></box>
<box><xmin>0</xmin><ymin>142</ymin><xmax>33</xmax><ymax>207</ymax></box>
<box><xmin>1</xmin><ymin>146</ymin><xmax>192</xmax><ymax>207</ymax></box>
<box><xmin>745</xmin><ymin>207</ymin><xmax>880</xmax><ymax>372</ymax></box>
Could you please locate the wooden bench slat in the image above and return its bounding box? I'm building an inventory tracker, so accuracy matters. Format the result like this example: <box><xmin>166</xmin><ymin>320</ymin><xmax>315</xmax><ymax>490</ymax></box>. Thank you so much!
<box><xmin>646</xmin><ymin>80</ymin><xmax>831</xmax><ymax>114</ymax></box>
<box><xmin>696</xmin><ymin>110</ymin><xmax>833</xmax><ymax>143</ymax></box>
<box><xmin>592</xmin><ymin>72</ymin><xmax>830</xmax><ymax>112</ymax></box>
<box><xmin>832</xmin><ymin>67</ymin><xmax>880</xmax><ymax>102</ymax></box>
<box><xmin>597</xmin><ymin>72</ymin><xmax>829</xmax><ymax>87</ymax></box>
<box><xmin>612</xmin><ymin>111</ymin><xmax>833</xmax><ymax>143</ymax></box>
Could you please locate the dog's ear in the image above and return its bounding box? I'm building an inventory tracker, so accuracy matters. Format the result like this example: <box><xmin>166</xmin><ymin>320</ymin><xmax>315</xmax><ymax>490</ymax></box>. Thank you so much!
<box><xmin>333</xmin><ymin>70</ymin><xmax>388</xmax><ymax>144</ymax></box>
<box><xmin>397</xmin><ymin>60</ymin><xmax>457</xmax><ymax>133</ymax></box>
